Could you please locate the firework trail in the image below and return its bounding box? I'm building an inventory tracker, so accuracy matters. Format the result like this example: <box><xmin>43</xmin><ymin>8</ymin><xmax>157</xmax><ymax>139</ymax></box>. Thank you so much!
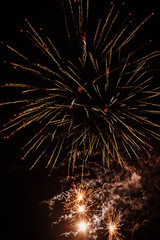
<box><xmin>1</xmin><ymin>0</ymin><xmax>160</xmax><ymax>174</ymax></box>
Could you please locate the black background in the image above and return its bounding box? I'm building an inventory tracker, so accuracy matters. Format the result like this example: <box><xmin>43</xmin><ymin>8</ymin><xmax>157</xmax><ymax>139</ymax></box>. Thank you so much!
<box><xmin>1</xmin><ymin>0</ymin><xmax>160</xmax><ymax>239</ymax></box>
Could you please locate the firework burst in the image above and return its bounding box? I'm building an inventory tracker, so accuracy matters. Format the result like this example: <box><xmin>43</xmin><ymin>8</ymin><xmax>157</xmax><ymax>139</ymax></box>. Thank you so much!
<box><xmin>1</xmin><ymin>0</ymin><xmax>160</xmax><ymax>173</ymax></box>
<box><xmin>104</xmin><ymin>209</ymin><xmax>122</xmax><ymax>240</ymax></box>
<box><xmin>63</xmin><ymin>183</ymin><xmax>96</xmax><ymax>221</ymax></box>
<box><xmin>44</xmin><ymin>161</ymin><xmax>151</xmax><ymax>239</ymax></box>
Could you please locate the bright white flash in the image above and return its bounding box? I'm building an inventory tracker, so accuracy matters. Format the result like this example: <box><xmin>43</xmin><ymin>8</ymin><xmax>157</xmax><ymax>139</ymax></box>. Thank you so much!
<box><xmin>78</xmin><ymin>205</ymin><xmax>85</xmax><ymax>212</ymax></box>
<box><xmin>78</xmin><ymin>221</ymin><xmax>87</xmax><ymax>231</ymax></box>
<box><xmin>78</xmin><ymin>194</ymin><xmax>83</xmax><ymax>201</ymax></box>
<box><xmin>109</xmin><ymin>224</ymin><xmax>116</xmax><ymax>234</ymax></box>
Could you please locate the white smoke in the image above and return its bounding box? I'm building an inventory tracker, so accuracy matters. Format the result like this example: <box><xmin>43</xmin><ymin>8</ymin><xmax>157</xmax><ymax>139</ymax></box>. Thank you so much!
<box><xmin>43</xmin><ymin>161</ymin><xmax>149</xmax><ymax>239</ymax></box>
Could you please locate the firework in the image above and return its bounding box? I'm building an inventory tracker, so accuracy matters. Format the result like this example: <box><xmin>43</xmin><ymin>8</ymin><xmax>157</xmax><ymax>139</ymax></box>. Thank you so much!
<box><xmin>104</xmin><ymin>209</ymin><xmax>122</xmax><ymax>240</ymax></box>
<box><xmin>1</xmin><ymin>0</ymin><xmax>160</xmax><ymax>173</ymax></box>
<box><xmin>77</xmin><ymin>221</ymin><xmax>89</xmax><ymax>232</ymax></box>
<box><xmin>45</xmin><ymin>161</ymin><xmax>149</xmax><ymax>239</ymax></box>
<box><xmin>63</xmin><ymin>183</ymin><xmax>96</xmax><ymax>221</ymax></box>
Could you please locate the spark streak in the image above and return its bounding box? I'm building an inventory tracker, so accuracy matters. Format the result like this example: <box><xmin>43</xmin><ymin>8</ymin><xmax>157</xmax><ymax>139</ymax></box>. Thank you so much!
<box><xmin>1</xmin><ymin>0</ymin><xmax>160</xmax><ymax>174</ymax></box>
<box><xmin>63</xmin><ymin>184</ymin><xmax>96</xmax><ymax>221</ymax></box>
<box><xmin>105</xmin><ymin>209</ymin><xmax>122</xmax><ymax>240</ymax></box>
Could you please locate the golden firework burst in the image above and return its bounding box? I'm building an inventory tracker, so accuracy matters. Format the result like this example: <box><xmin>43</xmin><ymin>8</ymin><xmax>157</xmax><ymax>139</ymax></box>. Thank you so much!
<box><xmin>63</xmin><ymin>184</ymin><xmax>96</xmax><ymax>221</ymax></box>
<box><xmin>104</xmin><ymin>209</ymin><xmax>122</xmax><ymax>240</ymax></box>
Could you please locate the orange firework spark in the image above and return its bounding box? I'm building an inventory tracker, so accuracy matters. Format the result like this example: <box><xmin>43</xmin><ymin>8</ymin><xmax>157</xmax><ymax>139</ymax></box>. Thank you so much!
<box><xmin>63</xmin><ymin>184</ymin><xmax>96</xmax><ymax>221</ymax></box>
<box><xmin>104</xmin><ymin>209</ymin><xmax>122</xmax><ymax>240</ymax></box>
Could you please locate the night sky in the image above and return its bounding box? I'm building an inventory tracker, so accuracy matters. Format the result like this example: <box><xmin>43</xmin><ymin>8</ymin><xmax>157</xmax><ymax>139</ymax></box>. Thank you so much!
<box><xmin>1</xmin><ymin>0</ymin><xmax>160</xmax><ymax>239</ymax></box>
